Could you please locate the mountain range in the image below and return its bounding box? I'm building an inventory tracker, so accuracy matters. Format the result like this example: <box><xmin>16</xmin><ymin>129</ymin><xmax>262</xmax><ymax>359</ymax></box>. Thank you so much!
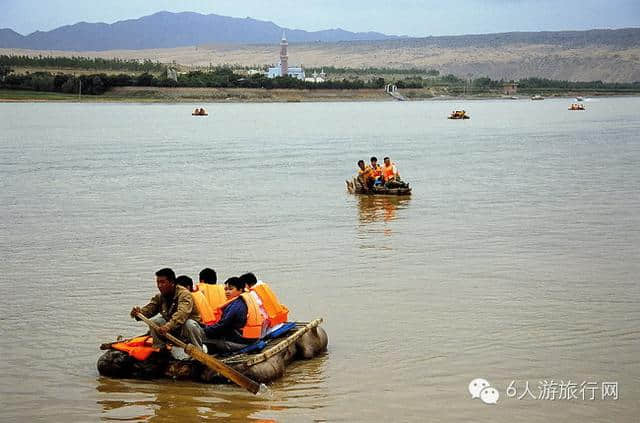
<box><xmin>1</xmin><ymin>12</ymin><xmax>639</xmax><ymax>82</ymax></box>
<box><xmin>0</xmin><ymin>11</ymin><xmax>400</xmax><ymax>51</ymax></box>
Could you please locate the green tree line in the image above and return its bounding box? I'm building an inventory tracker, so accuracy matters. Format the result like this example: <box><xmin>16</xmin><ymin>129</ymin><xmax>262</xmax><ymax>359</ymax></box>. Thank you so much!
<box><xmin>0</xmin><ymin>55</ymin><xmax>165</xmax><ymax>72</ymax></box>
<box><xmin>2</xmin><ymin>67</ymin><xmax>639</xmax><ymax>94</ymax></box>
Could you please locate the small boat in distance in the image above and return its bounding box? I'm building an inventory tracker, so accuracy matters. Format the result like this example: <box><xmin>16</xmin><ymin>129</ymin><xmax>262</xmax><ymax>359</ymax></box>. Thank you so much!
<box><xmin>569</xmin><ymin>103</ymin><xmax>585</xmax><ymax>110</ymax></box>
<box><xmin>448</xmin><ymin>110</ymin><xmax>470</xmax><ymax>119</ymax></box>
<box><xmin>531</xmin><ymin>95</ymin><xmax>544</xmax><ymax>100</ymax></box>
<box><xmin>192</xmin><ymin>107</ymin><xmax>208</xmax><ymax>116</ymax></box>
<box><xmin>576</xmin><ymin>96</ymin><xmax>584</xmax><ymax>101</ymax></box>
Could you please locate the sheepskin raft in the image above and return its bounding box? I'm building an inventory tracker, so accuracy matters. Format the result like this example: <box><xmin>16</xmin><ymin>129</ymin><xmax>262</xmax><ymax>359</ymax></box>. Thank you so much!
<box><xmin>346</xmin><ymin>178</ymin><xmax>412</xmax><ymax>196</ymax></box>
<box><xmin>97</xmin><ymin>319</ymin><xmax>327</xmax><ymax>384</ymax></box>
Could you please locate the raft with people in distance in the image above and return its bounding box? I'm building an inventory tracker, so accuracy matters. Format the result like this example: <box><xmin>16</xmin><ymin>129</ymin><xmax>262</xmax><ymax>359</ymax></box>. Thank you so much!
<box><xmin>347</xmin><ymin>156</ymin><xmax>412</xmax><ymax>196</ymax></box>
<box><xmin>97</xmin><ymin>318</ymin><xmax>327</xmax><ymax>384</ymax></box>
<box><xmin>192</xmin><ymin>107</ymin><xmax>208</xmax><ymax>116</ymax></box>
<box><xmin>568</xmin><ymin>103</ymin><xmax>585</xmax><ymax>110</ymax></box>
<box><xmin>448</xmin><ymin>110</ymin><xmax>470</xmax><ymax>119</ymax></box>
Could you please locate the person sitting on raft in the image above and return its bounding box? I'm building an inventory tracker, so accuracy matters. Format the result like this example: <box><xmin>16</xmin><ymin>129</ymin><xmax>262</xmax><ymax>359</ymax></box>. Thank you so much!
<box><xmin>381</xmin><ymin>156</ymin><xmax>409</xmax><ymax>189</ymax></box>
<box><xmin>197</xmin><ymin>267</ymin><xmax>226</xmax><ymax>310</ymax></box>
<box><xmin>356</xmin><ymin>160</ymin><xmax>375</xmax><ymax>190</ymax></box>
<box><xmin>176</xmin><ymin>274</ymin><xmax>217</xmax><ymax>326</ymax></box>
<box><xmin>130</xmin><ymin>268</ymin><xmax>204</xmax><ymax>351</ymax></box>
<box><xmin>204</xmin><ymin>277</ymin><xmax>264</xmax><ymax>353</ymax></box>
<box><xmin>370</xmin><ymin>156</ymin><xmax>383</xmax><ymax>186</ymax></box>
<box><xmin>239</xmin><ymin>272</ymin><xmax>289</xmax><ymax>337</ymax></box>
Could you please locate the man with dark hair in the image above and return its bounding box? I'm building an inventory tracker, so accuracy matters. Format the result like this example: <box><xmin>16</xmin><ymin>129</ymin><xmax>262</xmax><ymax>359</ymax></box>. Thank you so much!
<box><xmin>199</xmin><ymin>268</ymin><xmax>217</xmax><ymax>285</ymax></box>
<box><xmin>130</xmin><ymin>268</ymin><xmax>204</xmax><ymax>351</ymax></box>
<box><xmin>238</xmin><ymin>272</ymin><xmax>258</xmax><ymax>288</ymax></box>
<box><xmin>197</xmin><ymin>267</ymin><xmax>226</xmax><ymax>310</ymax></box>
<box><xmin>370</xmin><ymin>156</ymin><xmax>383</xmax><ymax>185</ymax></box>
<box><xmin>176</xmin><ymin>275</ymin><xmax>194</xmax><ymax>292</ymax></box>
<box><xmin>240</xmin><ymin>272</ymin><xmax>289</xmax><ymax>335</ymax></box>
<box><xmin>204</xmin><ymin>277</ymin><xmax>264</xmax><ymax>353</ymax></box>
<box><xmin>381</xmin><ymin>156</ymin><xmax>408</xmax><ymax>189</ymax></box>
<box><xmin>356</xmin><ymin>159</ymin><xmax>374</xmax><ymax>190</ymax></box>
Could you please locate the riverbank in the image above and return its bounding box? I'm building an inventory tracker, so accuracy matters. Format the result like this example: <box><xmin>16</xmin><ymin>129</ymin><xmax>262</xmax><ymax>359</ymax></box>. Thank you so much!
<box><xmin>1</xmin><ymin>87</ymin><xmax>638</xmax><ymax>103</ymax></box>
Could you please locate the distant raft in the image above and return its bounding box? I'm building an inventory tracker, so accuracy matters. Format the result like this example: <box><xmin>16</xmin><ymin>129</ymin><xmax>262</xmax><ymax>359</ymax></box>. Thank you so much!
<box><xmin>346</xmin><ymin>179</ymin><xmax>412</xmax><ymax>196</ymax></box>
<box><xmin>448</xmin><ymin>110</ymin><xmax>470</xmax><ymax>119</ymax></box>
<box><xmin>97</xmin><ymin>319</ymin><xmax>327</xmax><ymax>384</ymax></box>
<box><xmin>192</xmin><ymin>108</ymin><xmax>208</xmax><ymax>116</ymax></box>
<box><xmin>568</xmin><ymin>103</ymin><xmax>585</xmax><ymax>110</ymax></box>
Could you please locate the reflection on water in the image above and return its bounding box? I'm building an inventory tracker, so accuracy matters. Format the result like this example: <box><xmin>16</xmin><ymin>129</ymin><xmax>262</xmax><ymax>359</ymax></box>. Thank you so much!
<box><xmin>357</xmin><ymin>195</ymin><xmax>411</xmax><ymax>224</ymax></box>
<box><xmin>96</xmin><ymin>354</ymin><xmax>329</xmax><ymax>422</ymax></box>
<box><xmin>357</xmin><ymin>194</ymin><xmax>411</xmax><ymax>238</ymax></box>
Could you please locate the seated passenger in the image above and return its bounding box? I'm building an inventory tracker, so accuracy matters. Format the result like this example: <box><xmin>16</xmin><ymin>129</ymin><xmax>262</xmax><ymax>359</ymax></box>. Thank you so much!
<box><xmin>240</xmin><ymin>272</ymin><xmax>289</xmax><ymax>335</ymax></box>
<box><xmin>204</xmin><ymin>277</ymin><xmax>264</xmax><ymax>353</ymax></box>
<box><xmin>197</xmin><ymin>268</ymin><xmax>226</xmax><ymax>310</ymax></box>
<box><xmin>177</xmin><ymin>274</ymin><xmax>216</xmax><ymax>325</ymax></box>
<box><xmin>176</xmin><ymin>275</ymin><xmax>194</xmax><ymax>291</ymax></box>
<box><xmin>356</xmin><ymin>159</ymin><xmax>374</xmax><ymax>190</ymax></box>
<box><xmin>382</xmin><ymin>157</ymin><xmax>408</xmax><ymax>189</ymax></box>
<box><xmin>381</xmin><ymin>156</ymin><xmax>399</xmax><ymax>183</ymax></box>
<box><xmin>370</xmin><ymin>156</ymin><xmax>383</xmax><ymax>185</ymax></box>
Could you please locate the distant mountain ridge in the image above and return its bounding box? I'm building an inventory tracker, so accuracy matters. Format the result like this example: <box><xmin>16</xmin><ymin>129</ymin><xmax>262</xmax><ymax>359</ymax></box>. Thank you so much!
<box><xmin>0</xmin><ymin>11</ymin><xmax>400</xmax><ymax>51</ymax></box>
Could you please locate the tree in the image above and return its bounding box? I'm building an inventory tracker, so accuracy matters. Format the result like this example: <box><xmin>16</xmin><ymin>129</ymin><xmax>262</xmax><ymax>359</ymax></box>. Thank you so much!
<box><xmin>0</xmin><ymin>65</ymin><xmax>13</xmax><ymax>81</ymax></box>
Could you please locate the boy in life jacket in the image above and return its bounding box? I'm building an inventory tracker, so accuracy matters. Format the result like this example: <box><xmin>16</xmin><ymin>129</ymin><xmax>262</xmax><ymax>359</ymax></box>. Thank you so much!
<box><xmin>130</xmin><ymin>268</ymin><xmax>204</xmax><ymax>351</ymax></box>
<box><xmin>204</xmin><ymin>277</ymin><xmax>264</xmax><ymax>353</ymax></box>
<box><xmin>176</xmin><ymin>275</ymin><xmax>216</xmax><ymax>326</ymax></box>
<box><xmin>197</xmin><ymin>268</ymin><xmax>227</xmax><ymax>311</ymax></box>
<box><xmin>240</xmin><ymin>272</ymin><xmax>289</xmax><ymax>336</ymax></box>
<box><xmin>370</xmin><ymin>156</ymin><xmax>383</xmax><ymax>186</ymax></box>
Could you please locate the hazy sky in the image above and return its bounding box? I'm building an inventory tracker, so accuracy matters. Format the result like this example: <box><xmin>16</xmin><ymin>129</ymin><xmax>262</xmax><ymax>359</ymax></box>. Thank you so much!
<box><xmin>2</xmin><ymin>0</ymin><xmax>639</xmax><ymax>37</ymax></box>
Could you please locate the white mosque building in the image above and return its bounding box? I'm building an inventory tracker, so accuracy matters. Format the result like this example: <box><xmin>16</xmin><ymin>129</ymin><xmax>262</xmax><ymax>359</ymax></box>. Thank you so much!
<box><xmin>266</xmin><ymin>32</ymin><xmax>305</xmax><ymax>80</ymax></box>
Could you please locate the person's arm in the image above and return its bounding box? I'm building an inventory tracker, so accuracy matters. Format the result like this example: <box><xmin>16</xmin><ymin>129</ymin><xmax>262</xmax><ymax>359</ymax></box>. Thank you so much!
<box><xmin>164</xmin><ymin>289</ymin><xmax>194</xmax><ymax>332</ymax></box>
<box><xmin>131</xmin><ymin>294</ymin><xmax>160</xmax><ymax>319</ymax></box>
<box><xmin>205</xmin><ymin>299</ymin><xmax>246</xmax><ymax>338</ymax></box>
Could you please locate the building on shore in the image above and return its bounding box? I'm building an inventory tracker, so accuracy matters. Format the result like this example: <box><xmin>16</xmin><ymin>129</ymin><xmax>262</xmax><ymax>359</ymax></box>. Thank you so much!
<box><xmin>305</xmin><ymin>69</ymin><xmax>326</xmax><ymax>83</ymax></box>
<box><xmin>267</xmin><ymin>32</ymin><xmax>306</xmax><ymax>80</ymax></box>
<box><xmin>503</xmin><ymin>81</ymin><xmax>518</xmax><ymax>95</ymax></box>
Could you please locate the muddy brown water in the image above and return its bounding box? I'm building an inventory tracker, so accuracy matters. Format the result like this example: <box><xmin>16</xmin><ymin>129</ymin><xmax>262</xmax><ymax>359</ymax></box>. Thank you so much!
<box><xmin>1</xmin><ymin>98</ymin><xmax>639</xmax><ymax>422</ymax></box>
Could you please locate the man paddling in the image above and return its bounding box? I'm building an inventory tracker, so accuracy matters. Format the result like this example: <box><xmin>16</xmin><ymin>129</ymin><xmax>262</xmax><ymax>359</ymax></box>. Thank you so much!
<box><xmin>130</xmin><ymin>268</ymin><xmax>204</xmax><ymax>351</ymax></box>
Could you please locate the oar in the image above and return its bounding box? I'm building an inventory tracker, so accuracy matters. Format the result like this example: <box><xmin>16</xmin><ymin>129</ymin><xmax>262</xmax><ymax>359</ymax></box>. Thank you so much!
<box><xmin>136</xmin><ymin>313</ymin><xmax>266</xmax><ymax>395</ymax></box>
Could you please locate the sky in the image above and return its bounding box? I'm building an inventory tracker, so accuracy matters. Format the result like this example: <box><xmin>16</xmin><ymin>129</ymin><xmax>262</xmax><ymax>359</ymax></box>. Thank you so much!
<box><xmin>1</xmin><ymin>0</ymin><xmax>639</xmax><ymax>37</ymax></box>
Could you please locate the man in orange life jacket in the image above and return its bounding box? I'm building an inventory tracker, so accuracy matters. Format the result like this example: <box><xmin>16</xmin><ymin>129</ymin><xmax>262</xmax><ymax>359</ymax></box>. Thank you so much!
<box><xmin>197</xmin><ymin>268</ymin><xmax>227</xmax><ymax>311</ymax></box>
<box><xmin>204</xmin><ymin>277</ymin><xmax>263</xmax><ymax>353</ymax></box>
<box><xmin>177</xmin><ymin>274</ymin><xmax>217</xmax><ymax>326</ymax></box>
<box><xmin>381</xmin><ymin>156</ymin><xmax>408</xmax><ymax>189</ymax></box>
<box><xmin>130</xmin><ymin>268</ymin><xmax>204</xmax><ymax>351</ymax></box>
<box><xmin>370</xmin><ymin>156</ymin><xmax>383</xmax><ymax>186</ymax></box>
<box><xmin>239</xmin><ymin>272</ymin><xmax>289</xmax><ymax>336</ymax></box>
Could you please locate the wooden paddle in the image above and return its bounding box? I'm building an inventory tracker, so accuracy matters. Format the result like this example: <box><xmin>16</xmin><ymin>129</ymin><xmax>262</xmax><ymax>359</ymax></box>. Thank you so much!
<box><xmin>136</xmin><ymin>313</ymin><xmax>265</xmax><ymax>394</ymax></box>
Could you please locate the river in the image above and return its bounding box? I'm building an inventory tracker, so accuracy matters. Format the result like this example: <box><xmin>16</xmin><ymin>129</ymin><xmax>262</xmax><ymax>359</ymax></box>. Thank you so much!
<box><xmin>1</xmin><ymin>97</ymin><xmax>639</xmax><ymax>422</ymax></box>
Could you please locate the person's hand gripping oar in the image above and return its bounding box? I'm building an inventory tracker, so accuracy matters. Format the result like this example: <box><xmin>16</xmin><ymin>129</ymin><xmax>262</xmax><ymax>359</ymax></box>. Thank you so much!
<box><xmin>136</xmin><ymin>313</ymin><xmax>268</xmax><ymax>395</ymax></box>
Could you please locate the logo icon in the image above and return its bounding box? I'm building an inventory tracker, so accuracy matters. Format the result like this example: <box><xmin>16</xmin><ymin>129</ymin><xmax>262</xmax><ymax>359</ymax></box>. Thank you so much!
<box><xmin>469</xmin><ymin>378</ymin><xmax>500</xmax><ymax>404</ymax></box>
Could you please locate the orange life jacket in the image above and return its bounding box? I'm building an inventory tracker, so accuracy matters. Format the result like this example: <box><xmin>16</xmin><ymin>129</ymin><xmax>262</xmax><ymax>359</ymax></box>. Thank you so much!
<box><xmin>211</xmin><ymin>293</ymin><xmax>265</xmax><ymax>339</ymax></box>
<box><xmin>197</xmin><ymin>283</ymin><xmax>226</xmax><ymax>310</ymax></box>
<box><xmin>382</xmin><ymin>163</ymin><xmax>397</xmax><ymax>181</ymax></box>
<box><xmin>371</xmin><ymin>164</ymin><xmax>383</xmax><ymax>178</ymax></box>
<box><xmin>111</xmin><ymin>336</ymin><xmax>159</xmax><ymax>361</ymax></box>
<box><xmin>251</xmin><ymin>283</ymin><xmax>289</xmax><ymax>326</ymax></box>
<box><xmin>191</xmin><ymin>289</ymin><xmax>216</xmax><ymax>325</ymax></box>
